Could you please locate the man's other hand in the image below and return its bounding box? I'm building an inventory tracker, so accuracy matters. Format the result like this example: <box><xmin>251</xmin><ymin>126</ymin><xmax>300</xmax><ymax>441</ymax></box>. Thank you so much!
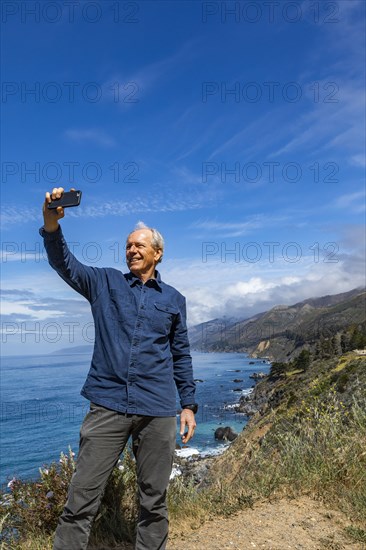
<box><xmin>180</xmin><ymin>409</ymin><xmax>196</xmax><ymax>444</ymax></box>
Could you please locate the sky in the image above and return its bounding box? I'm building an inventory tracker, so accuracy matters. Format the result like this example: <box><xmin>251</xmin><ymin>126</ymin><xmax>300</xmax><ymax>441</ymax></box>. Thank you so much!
<box><xmin>1</xmin><ymin>0</ymin><xmax>365</xmax><ymax>355</ymax></box>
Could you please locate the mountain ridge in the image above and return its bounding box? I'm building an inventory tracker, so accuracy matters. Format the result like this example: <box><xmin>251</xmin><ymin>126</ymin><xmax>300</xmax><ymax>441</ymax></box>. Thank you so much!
<box><xmin>189</xmin><ymin>286</ymin><xmax>366</xmax><ymax>362</ymax></box>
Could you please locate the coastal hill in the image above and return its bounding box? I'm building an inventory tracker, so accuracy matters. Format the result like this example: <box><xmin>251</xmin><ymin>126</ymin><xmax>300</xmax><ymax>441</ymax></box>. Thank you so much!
<box><xmin>189</xmin><ymin>286</ymin><xmax>366</xmax><ymax>362</ymax></box>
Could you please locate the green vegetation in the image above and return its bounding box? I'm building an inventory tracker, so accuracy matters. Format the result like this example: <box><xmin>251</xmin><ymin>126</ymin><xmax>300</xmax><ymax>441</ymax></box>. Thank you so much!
<box><xmin>0</xmin><ymin>449</ymin><xmax>138</xmax><ymax>549</ymax></box>
<box><xmin>344</xmin><ymin>526</ymin><xmax>366</xmax><ymax>544</ymax></box>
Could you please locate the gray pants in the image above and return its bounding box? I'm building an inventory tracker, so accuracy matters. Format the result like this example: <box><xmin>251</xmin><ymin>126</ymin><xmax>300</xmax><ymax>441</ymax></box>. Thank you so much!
<box><xmin>53</xmin><ymin>403</ymin><xmax>177</xmax><ymax>550</ymax></box>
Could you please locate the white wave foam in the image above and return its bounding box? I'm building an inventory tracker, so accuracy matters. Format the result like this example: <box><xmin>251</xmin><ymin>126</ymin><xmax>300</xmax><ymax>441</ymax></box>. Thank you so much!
<box><xmin>175</xmin><ymin>448</ymin><xmax>200</xmax><ymax>459</ymax></box>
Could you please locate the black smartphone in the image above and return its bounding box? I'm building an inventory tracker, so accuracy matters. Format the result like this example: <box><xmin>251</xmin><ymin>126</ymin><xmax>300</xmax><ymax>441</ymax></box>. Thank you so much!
<box><xmin>47</xmin><ymin>190</ymin><xmax>82</xmax><ymax>209</ymax></box>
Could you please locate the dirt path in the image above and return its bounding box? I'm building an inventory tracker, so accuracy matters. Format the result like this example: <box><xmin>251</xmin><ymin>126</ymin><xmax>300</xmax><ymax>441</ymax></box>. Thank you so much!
<box><xmin>104</xmin><ymin>496</ymin><xmax>364</xmax><ymax>550</ymax></box>
<box><xmin>167</xmin><ymin>496</ymin><xmax>364</xmax><ymax>550</ymax></box>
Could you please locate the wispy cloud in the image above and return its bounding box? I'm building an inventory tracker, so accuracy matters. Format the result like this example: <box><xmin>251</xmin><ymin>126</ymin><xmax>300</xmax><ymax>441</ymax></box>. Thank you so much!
<box><xmin>0</xmin><ymin>288</ymin><xmax>88</xmax><ymax>323</ymax></box>
<box><xmin>80</xmin><ymin>194</ymin><xmax>210</xmax><ymax>218</ymax></box>
<box><xmin>0</xmin><ymin>206</ymin><xmax>39</xmax><ymax>228</ymax></box>
<box><xmin>1</xmin><ymin>285</ymin><xmax>93</xmax><ymax>355</ymax></box>
<box><xmin>269</xmin><ymin>0</ymin><xmax>365</xmax><ymax>162</ymax></box>
<box><xmin>190</xmin><ymin>215</ymin><xmax>289</xmax><ymax>238</ymax></box>
<box><xmin>332</xmin><ymin>190</ymin><xmax>366</xmax><ymax>213</ymax></box>
<box><xmin>103</xmin><ymin>39</ymin><xmax>200</xmax><ymax>101</ymax></box>
<box><xmin>64</xmin><ymin>128</ymin><xmax>117</xmax><ymax>148</ymax></box>
<box><xmin>206</xmin><ymin>1</ymin><xmax>365</xmax><ymax>167</ymax></box>
<box><xmin>270</xmin><ymin>84</ymin><xmax>364</xmax><ymax>160</ymax></box>
<box><xmin>0</xmin><ymin>188</ymin><xmax>216</xmax><ymax>228</ymax></box>
<box><xmin>191</xmin><ymin>218</ymin><xmax>264</xmax><ymax>237</ymax></box>
<box><xmin>349</xmin><ymin>154</ymin><xmax>366</xmax><ymax>168</ymax></box>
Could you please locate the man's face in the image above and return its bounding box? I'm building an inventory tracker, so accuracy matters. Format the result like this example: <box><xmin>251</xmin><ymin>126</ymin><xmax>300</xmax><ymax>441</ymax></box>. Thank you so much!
<box><xmin>126</xmin><ymin>229</ymin><xmax>162</xmax><ymax>278</ymax></box>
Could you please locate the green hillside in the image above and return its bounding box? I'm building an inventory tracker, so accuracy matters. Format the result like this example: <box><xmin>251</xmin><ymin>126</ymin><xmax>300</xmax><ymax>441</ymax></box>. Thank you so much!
<box><xmin>187</xmin><ymin>290</ymin><xmax>366</xmax><ymax>542</ymax></box>
<box><xmin>200</xmin><ymin>350</ymin><xmax>366</xmax><ymax>540</ymax></box>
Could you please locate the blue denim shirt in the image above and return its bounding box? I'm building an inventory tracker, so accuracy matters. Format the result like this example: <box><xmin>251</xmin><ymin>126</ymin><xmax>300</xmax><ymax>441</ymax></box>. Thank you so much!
<box><xmin>40</xmin><ymin>226</ymin><xmax>196</xmax><ymax>417</ymax></box>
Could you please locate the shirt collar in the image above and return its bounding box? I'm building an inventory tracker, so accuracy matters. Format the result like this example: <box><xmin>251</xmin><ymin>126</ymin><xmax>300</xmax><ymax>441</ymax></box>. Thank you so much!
<box><xmin>125</xmin><ymin>270</ymin><xmax>162</xmax><ymax>289</ymax></box>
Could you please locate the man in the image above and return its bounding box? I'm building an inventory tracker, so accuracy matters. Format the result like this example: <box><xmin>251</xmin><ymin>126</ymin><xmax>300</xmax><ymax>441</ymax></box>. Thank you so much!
<box><xmin>40</xmin><ymin>187</ymin><xmax>197</xmax><ymax>550</ymax></box>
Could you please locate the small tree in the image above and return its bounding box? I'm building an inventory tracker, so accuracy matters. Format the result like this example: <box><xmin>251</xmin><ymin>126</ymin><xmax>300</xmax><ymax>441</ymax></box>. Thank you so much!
<box><xmin>294</xmin><ymin>349</ymin><xmax>311</xmax><ymax>370</ymax></box>
<box><xmin>269</xmin><ymin>361</ymin><xmax>288</xmax><ymax>380</ymax></box>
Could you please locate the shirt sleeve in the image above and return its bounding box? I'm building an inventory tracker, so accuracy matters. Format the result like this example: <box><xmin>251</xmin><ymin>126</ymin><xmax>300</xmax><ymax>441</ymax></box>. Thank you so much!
<box><xmin>39</xmin><ymin>225</ymin><xmax>105</xmax><ymax>303</ymax></box>
<box><xmin>170</xmin><ymin>295</ymin><xmax>196</xmax><ymax>409</ymax></box>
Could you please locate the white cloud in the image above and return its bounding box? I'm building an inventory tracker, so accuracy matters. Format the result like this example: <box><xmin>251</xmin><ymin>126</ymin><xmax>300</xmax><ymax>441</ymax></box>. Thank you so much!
<box><xmin>0</xmin><ymin>300</ymin><xmax>65</xmax><ymax>321</ymax></box>
<box><xmin>103</xmin><ymin>39</ymin><xmax>200</xmax><ymax>101</ymax></box>
<box><xmin>190</xmin><ymin>215</ymin><xmax>290</xmax><ymax>238</ymax></box>
<box><xmin>350</xmin><ymin>154</ymin><xmax>366</xmax><ymax>167</ymax></box>
<box><xmin>270</xmin><ymin>85</ymin><xmax>364</xmax><ymax>159</ymax></box>
<box><xmin>161</xmin><ymin>246</ymin><xmax>365</xmax><ymax>326</ymax></box>
<box><xmin>333</xmin><ymin>190</ymin><xmax>366</xmax><ymax>213</ymax></box>
<box><xmin>64</xmin><ymin>129</ymin><xmax>116</xmax><ymax>148</ymax></box>
<box><xmin>190</xmin><ymin>218</ymin><xmax>264</xmax><ymax>237</ymax></box>
<box><xmin>0</xmin><ymin>188</ymin><xmax>215</xmax><ymax>228</ymax></box>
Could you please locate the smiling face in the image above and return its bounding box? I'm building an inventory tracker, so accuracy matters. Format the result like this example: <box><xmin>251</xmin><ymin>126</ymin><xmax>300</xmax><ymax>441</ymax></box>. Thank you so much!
<box><xmin>125</xmin><ymin>229</ymin><xmax>162</xmax><ymax>282</ymax></box>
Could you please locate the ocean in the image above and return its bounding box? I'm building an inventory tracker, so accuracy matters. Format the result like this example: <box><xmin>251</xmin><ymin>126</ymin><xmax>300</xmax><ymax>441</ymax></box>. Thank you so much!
<box><xmin>0</xmin><ymin>352</ymin><xmax>270</xmax><ymax>488</ymax></box>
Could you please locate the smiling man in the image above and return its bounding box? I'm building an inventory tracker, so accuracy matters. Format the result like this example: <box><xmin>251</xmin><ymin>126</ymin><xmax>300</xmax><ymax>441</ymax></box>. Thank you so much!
<box><xmin>126</xmin><ymin>226</ymin><xmax>163</xmax><ymax>282</ymax></box>
<box><xmin>40</xmin><ymin>188</ymin><xmax>197</xmax><ymax>550</ymax></box>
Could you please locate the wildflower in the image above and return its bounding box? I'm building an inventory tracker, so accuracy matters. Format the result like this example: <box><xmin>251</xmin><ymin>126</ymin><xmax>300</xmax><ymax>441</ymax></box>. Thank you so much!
<box><xmin>46</xmin><ymin>491</ymin><xmax>54</xmax><ymax>499</ymax></box>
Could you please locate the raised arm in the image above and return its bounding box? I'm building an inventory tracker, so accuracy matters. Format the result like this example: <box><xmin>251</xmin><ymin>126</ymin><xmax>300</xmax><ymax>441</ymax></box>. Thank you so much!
<box><xmin>41</xmin><ymin>187</ymin><xmax>105</xmax><ymax>303</ymax></box>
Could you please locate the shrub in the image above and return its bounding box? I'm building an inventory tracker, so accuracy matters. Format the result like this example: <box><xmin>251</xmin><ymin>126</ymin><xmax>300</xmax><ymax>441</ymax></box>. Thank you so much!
<box><xmin>0</xmin><ymin>447</ymin><xmax>75</xmax><ymax>543</ymax></box>
<box><xmin>0</xmin><ymin>447</ymin><xmax>138</xmax><ymax>548</ymax></box>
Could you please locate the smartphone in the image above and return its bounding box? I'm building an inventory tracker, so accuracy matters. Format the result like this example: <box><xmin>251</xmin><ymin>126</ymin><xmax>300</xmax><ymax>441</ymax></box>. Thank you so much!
<box><xmin>47</xmin><ymin>190</ymin><xmax>82</xmax><ymax>209</ymax></box>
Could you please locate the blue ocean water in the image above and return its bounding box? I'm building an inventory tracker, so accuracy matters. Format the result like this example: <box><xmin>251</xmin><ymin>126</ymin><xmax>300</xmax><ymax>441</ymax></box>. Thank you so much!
<box><xmin>0</xmin><ymin>352</ymin><xmax>270</xmax><ymax>488</ymax></box>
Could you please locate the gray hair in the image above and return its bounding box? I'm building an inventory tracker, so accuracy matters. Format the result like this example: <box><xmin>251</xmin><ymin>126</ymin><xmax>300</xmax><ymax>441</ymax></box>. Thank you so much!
<box><xmin>127</xmin><ymin>221</ymin><xmax>164</xmax><ymax>263</ymax></box>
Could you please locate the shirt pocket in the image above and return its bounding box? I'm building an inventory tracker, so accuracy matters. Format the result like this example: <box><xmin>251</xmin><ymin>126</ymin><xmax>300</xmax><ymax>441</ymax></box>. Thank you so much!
<box><xmin>151</xmin><ymin>302</ymin><xmax>179</xmax><ymax>334</ymax></box>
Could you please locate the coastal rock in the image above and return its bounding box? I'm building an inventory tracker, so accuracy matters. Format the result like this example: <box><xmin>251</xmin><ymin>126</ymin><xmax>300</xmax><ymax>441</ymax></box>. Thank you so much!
<box><xmin>237</xmin><ymin>397</ymin><xmax>259</xmax><ymax>416</ymax></box>
<box><xmin>171</xmin><ymin>451</ymin><xmax>218</xmax><ymax>488</ymax></box>
<box><xmin>214</xmin><ymin>426</ymin><xmax>238</xmax><ymax>442</ymax></box>
<box><xmin>232</xmin><ymin>378</ymin><xmax>243</xmax><ymax>383</ymax></box>
<box><xmin>236</xmin><ymin>378</ymin><xmax>271</xmax><ymax>416</ymax></box>
<box><xmin>249</xmin><ymin>372</ymin><xmax>267</xmax><ymax>380</ymax></box>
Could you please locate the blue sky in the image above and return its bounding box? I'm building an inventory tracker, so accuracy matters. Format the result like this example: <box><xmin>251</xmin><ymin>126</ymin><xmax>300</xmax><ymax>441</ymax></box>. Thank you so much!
<box><xmin>1</xmin><ymin>0</ymin><xmax>365</xmax><ymax>355</ymax></box>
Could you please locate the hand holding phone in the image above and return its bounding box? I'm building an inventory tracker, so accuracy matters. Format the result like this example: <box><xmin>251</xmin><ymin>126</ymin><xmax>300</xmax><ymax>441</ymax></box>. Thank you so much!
<box><xmin>47</xmin><ymin>190</ymin><xmax>82</xmax><ymax>209</ymax></box>
<box><xmin>43</xmin><ymin>187</ymin><xmax>82</xmax><ymax>232</ymax></box>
